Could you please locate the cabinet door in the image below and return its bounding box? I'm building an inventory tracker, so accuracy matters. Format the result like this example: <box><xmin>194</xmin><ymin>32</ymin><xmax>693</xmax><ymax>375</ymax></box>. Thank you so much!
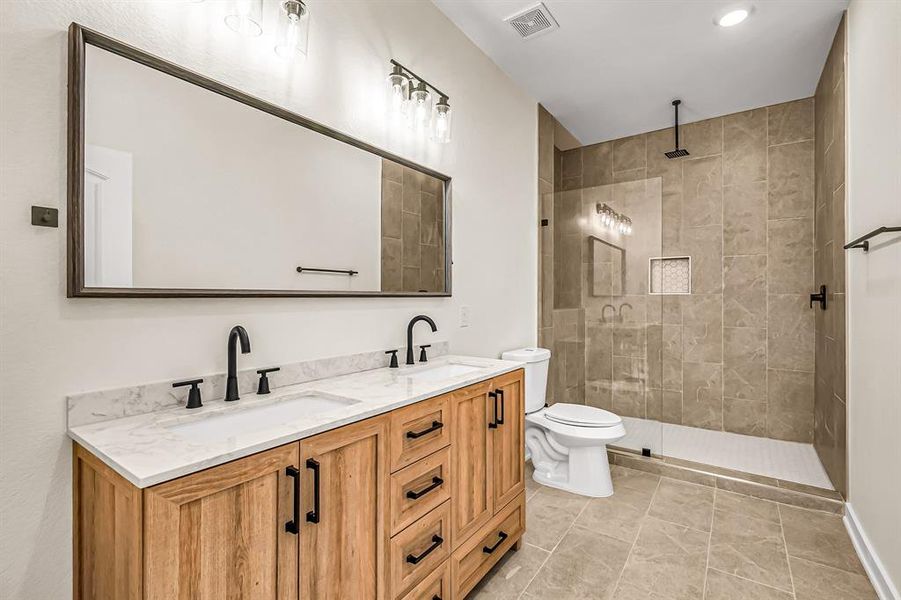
<box><xmin>490</xmin><ymin>369</ymin><xmax>526</xmax><ymax>510</ymax></box>
<box><xmin>299</xmin><ymin>415</ymin><xmax>389</xmax><ymax>600</ymax></box>
<box><xmin>450</xmin><ymin>379</ymin><xmax>494</xmax><ymax>545</ymax></box>
<box><xmin>144</xmin><ymin>444</ymin><xmax>299</xmax><ymax>600</ymax></box>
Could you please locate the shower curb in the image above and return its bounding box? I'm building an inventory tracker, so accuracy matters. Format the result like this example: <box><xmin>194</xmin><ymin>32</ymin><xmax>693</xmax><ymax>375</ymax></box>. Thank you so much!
<box><xmin>607</xmin><ymin>447</ymin><xmax>845</xmax><ymax>515</ymax></box>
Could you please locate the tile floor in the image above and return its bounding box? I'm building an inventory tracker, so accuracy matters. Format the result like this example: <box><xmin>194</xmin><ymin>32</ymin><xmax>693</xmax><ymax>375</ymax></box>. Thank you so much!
<box><xmin>468</xmin><ymin>464</ymin><xmax>875</xmax><ymax>600</ymax></box>
<box><xmin>616</xmin><ymin>416</ymin><xmax>834</xmax><ymax>489</ymax></box>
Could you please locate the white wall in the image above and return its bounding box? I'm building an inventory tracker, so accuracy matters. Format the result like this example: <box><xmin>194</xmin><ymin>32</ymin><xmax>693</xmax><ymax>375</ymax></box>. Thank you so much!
<box><xmin>0</xmin><ymin>1</ymin><xmax>537</xmax><ymax>597</ymax></box>
<box><xmin>846</xmin><ymin>0</ymin><xmax>901</xmax><ymax>595</ymax></box>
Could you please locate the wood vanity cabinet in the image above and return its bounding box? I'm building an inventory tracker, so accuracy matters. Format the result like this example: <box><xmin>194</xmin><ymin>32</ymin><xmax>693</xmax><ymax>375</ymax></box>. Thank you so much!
<box><xmin>298</xmin><ymin>416</ymin><xmax>389</xmax><ymax>600</ymax></box>
<box><xmin>72</xmin><ymin>368</ymin><xmax>525</xmax><ymax>600</ymax></box>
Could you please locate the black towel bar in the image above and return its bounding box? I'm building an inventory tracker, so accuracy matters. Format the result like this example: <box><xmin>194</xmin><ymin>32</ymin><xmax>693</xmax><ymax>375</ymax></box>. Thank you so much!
<box><xmin>296</xmin><ymin>266</ymin><xmax>358</xmax><ymax>276</ymax></box>
<box><xmin>843</xmin><ymin>226</ymin><xmax>901</xmax><ymax>252</ymax></box>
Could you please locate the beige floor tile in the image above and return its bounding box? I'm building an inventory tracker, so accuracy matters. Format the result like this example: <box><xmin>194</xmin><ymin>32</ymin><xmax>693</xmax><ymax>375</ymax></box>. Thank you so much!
<box><xmin>575</xmin><ymin>483</ymin><xmax>656</xmax><ymax>543</ymax></box>
<box><xmin>525</xmin><ymin>462</ymin><xmax>541</xmax><ymax>500</ymax></box>
<box><xmin>790</xmin><ymin>556</ymin><xmax>877</xmax><ymax>599</ymax></box>
<box><xmin>714</xmin><ymin>490</ymin><xmax>781</xmax><ymax>524</ymax></box>
<box><xmin>708</xmin><ymin>510</ymin><xmax>793</xmax><ymax>592</ymax></box>
<box><xmin>617</xmin><ymin>517</ymin><xmax>709</xmax><ymax>600</ymax></box>
<box><xmin>612</xmin><ymin>580</ymin><xmax>677</xmax><ymax>599</ymax></box>
<box><xmin>467</xmin><ymin>543</ymin><xmax>550</xmax><ymax>600</ymax></box>
<box><xmin>523</xmin><ymin>487</ymin><xmax>589</xmax><ymax>551</ymax></box>
<box><xmin>780</xmin><ymin>505</ymin><xmax>865</xmax><ymax>574</ymax></box>
<box><xmin>524</xmin><ymin>525</ymin><xmax>632</xmax><ymax>600</ymax></box>
<box><xmin>704</xmin><ymin>569</ymin><xmax>793</xmax><ymax>599</ymax></box>
<box><xmin>611</xmin><ymin>464</ymin><xmax>661</xmax><ymax>493</ymax></box>
<box><xmin>648</xmin><ymin>478</ymin><xmax>715</xmax><ymax>532</ymax></box>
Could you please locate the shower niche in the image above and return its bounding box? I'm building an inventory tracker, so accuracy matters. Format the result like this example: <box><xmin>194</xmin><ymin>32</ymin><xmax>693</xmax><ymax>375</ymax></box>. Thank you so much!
<box><xmin>648</xmin><ymin>256</ymin><xmax>691</xmax><ymax>295</ymax></box>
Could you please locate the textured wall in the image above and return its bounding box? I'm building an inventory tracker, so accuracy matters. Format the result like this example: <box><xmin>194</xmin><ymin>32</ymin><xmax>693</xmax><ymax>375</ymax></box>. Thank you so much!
<box><xmin>813</xmin><ymin>15</ymin><xmax>847</xmax><ymax>497</ymax></box>
<box><xmin>0</xmin><ymin>2</ymin><xmax>536</xmax><ymax>597</ymax></box>
<box><xmin>548</xmin><ymin>98</ymin><xmax>818</xmax><ymax>442</ymax></box>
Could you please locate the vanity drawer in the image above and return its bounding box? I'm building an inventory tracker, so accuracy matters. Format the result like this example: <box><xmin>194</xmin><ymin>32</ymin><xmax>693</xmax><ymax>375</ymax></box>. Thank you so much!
<box><xmin>391</xmin><ymin>447</ymin><xmax>452</xmax><ymax>536</ymax></box>
<box><xmin>390</xmin><ymin>501</ymin><xmax>452</xmax><ymax>599</ymax></box>
<box><xmin>451</xmin><ymin>492</ymin><xmax>525</xmax><ymax>600</ymax></box>
<box><xmin>389</xmin><ymin>393</ymin><xmax>452</xmax><ymax>472</ymax></box>
<box><xmin>398</xmin><ymin>560</ymin><xmax>450</xmax><ymax>600</ymax></box>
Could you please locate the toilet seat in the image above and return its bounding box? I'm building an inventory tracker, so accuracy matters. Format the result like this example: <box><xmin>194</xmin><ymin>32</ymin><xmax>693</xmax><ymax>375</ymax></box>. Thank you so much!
<box><xmin>526</xmin><ymin>409</ymin><xmax>626</xmax><ymax>442</ymax></box>
<box><xmin>544</xmin><ymin>403</ymin><xmax>621</xmax><ymax>428</ymax></box>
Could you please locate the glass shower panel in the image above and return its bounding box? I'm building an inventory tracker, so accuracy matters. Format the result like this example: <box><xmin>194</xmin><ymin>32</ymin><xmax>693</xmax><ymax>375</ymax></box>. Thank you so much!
<box><xmin>582</xmin><ymin>177</ymin><xmax>664</xmax><ymax>455</ymax></box>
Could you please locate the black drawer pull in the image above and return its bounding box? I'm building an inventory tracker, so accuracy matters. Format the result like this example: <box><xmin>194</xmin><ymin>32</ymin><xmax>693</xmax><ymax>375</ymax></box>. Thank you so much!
<box><xmin>406</xmin><ymin>476</ymin><xmax>444</xmax><ymax>500</ymax></box>
<box><xmin>406</xmin><ymin>534</ymin><xmax>443</xmax><ymax>565</ymax></box>
<box><xmin>285</xmin><ymin>466</ymin><xmax>300</xmax><ymax>534</ymax></box>
<box><xmin>488</xmin><ymin>389</ymin><xmax>505</xmax><ymax>428</ymax></box>
<box><xmin>406</xmin><ymin>420</ymin><xmax>443</xmax><ymax>439</ymax></box>
<box><xmin>305</xmin><ymin>458</ymin><xmax>320</xmax><ymax>524</ymax></box>
<box><xmin>482</xmin><ymin>531</ymin><xmax>508</xmax><ymax>554</ymax></box>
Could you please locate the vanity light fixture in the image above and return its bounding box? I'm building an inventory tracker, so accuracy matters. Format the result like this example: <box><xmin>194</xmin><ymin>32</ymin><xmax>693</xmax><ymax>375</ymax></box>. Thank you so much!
<box><xmin>597</xmin><ymin>204</ymin><xmax>632</xmax><ymax>235</ymax></box>
<box><xmin>387</xmin><ymin>60</ymin><xmax>452</xmax><ymax>144</ymax></box>
<box><xmin>225</xmin><ymin>0</ymin><xmax>263</xmax><ymax>37</ymax></box>
<box><xmin>275</xmin><ymin>0</ymin><xmax>310</xmax><ymax>58</ymax></box>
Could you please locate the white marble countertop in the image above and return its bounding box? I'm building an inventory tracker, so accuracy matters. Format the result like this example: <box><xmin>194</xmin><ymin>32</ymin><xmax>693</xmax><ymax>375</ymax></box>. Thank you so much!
<box><xmin>68</xmin><ymin>355</ymin><xmax>523</xmax><ymax>488</ymax></box>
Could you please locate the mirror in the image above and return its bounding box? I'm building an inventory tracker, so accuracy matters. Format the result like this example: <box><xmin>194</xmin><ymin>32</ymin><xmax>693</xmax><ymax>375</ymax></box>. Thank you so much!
<box><xmin>67</xmin><ymin>24</ymin><xmax>451</xmax><ymax>297</ymax></box>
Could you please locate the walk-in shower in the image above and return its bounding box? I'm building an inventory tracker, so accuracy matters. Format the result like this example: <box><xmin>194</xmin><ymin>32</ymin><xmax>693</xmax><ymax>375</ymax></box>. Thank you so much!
<box><xmin>537</xmin><ymin>92</ymin><xmax>845</xmax><ymax>495</ymax></box>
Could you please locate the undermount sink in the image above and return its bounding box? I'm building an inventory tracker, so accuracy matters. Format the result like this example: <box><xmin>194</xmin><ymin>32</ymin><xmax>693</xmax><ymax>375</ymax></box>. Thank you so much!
<box><xmin>403</xmin><ymin>363</ymin><xmax>482</xmax><ymax>382</ymax></box>
<box><xmin>166</xmin><ymin>392</ymin><xmax>359</xmax><ymax>442</ymax></box>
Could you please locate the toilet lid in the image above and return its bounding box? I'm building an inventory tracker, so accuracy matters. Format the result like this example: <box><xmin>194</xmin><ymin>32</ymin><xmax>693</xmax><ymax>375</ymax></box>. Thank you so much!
<box><xmin>544</xmin><ymin>403</ymin><xmax>622</xmax><ymax>428</ymax></box>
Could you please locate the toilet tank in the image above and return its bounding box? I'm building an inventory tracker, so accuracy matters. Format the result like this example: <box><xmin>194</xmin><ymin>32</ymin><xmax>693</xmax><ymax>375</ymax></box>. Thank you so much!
<box><xmin>501</xmin><ymin>347</ymin><xmax>551</xmax><ymax>414</ymax></box>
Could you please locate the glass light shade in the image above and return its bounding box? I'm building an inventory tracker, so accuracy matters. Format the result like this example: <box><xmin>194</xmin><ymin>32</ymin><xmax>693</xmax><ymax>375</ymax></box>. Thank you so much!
<box><xmin>225</xmin><ymin>0</ymin><xmax>263</xmax><ymax>37</ymax></box>
<box><xmin>385</xmin><ymin>67</ymin><xmax>410</xmax><ymax>115</ymax></box>
<box><xmin>408</xmin><ymin>81</ymin><xmax>432</xmax><ymax>131</ymax></box>
<box><xmin>275</xmin><ymin>0</ymin><xmax>310</xmax><ymax>58</ymax></box>
<box><xmin>431</xmin><ymin>97</ymin><xmax>452</xmax><ymax>143</ymax></box>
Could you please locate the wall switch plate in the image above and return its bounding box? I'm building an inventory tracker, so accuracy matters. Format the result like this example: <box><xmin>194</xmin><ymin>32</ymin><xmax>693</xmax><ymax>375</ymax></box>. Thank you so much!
<box><xmin>459</xmin><ymin>306</ymin><xmax>471</xmax><ymax>328</ymax></box>
<box><xmin>31</xmin><ymin>206</ymin><xmax>58</xmax><ymax>228</ymax></box>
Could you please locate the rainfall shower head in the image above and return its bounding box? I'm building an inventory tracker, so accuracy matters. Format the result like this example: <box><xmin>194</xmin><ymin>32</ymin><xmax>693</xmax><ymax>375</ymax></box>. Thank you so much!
<box><xmin>664</xmin><ymin>99</ymin><xmax>690</xmax><ymax>159</ymax></box>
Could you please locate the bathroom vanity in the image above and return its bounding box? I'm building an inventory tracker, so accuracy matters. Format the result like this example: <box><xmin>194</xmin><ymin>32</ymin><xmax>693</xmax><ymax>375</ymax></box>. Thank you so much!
<box><xmin>69</xmin><ymin>357</ymin><xmax>525</xmax><ymax>600</ymax></box>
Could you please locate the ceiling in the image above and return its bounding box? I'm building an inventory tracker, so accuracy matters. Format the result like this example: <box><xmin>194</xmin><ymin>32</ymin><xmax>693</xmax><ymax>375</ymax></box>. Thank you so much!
<box><xmin>433</xmin><ymin>0</ymin><xmax>847</xmax><ymax>145</ymax></box>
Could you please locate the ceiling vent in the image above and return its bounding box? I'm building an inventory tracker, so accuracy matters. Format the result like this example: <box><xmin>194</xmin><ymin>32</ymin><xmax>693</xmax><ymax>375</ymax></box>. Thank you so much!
<box><xmin>504</xmin><ymin>2</ymin><xmax>559</xmax><ymax>40</ymax></box>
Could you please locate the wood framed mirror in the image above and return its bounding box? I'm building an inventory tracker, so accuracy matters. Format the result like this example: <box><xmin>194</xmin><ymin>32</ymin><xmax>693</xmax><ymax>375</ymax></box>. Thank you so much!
<box><xmin>67</xmin><ymin>23</ymin><xmax>451</xmax><ymax>298</ymax></box>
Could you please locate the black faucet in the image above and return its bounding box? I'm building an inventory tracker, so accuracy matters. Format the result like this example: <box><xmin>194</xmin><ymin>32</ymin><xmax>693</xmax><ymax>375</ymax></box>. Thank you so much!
<box><xmin>406</xmin><ymin>315</ymin><xmax>437</xmax><ymax>365</ymax></box>
<box><xmin>226</xmin><ymin>325</ymin><xmax>251</xmax><ymax>401</ymax></box>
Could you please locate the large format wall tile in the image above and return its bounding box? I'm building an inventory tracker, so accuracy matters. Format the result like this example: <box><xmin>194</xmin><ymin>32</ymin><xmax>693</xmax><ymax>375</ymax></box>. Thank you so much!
<box><xmin>723</xmin><ymin>255</ymin><xmax>767</xmax><ymax>328</ymax></box>
<box><xmin>683</xmin><ymin>156</ymin><xmax>723</xmax><ymax>227</ymax></box>
<box><xmin>768</xmin><ymin>140</ymin><xmax>815</xmax><ymax>219</ymax></box>
<box><xmin>724</xmin><ymin>108</ymin><xmax>767</xmax><ymax>185</ymax></box>
<box><xmin>768</xmin><ymin>217</ymin><xmax>814</xmax><ymax>294</ymax></box>
<box><xmin>768</xmin><ymin>98</ymin><xmax>814</xmax><ymax>146</ymax></box>
<box><xmin>767</xmin><ymin>368</ymin><xmax>814</xmax><ymax>442</ymax></box>
<box><xmin>723</xmin><ymin>327</ymin><xmax>766</xmax><ymax>400</ymax></box>
<box><xmin>724</xmin><ymin>181</ymin><xmax>767</xmax><ymax>255</ymax></box>
<box><xmin>683</xmin><ymin>362</ymin><xmax>724</xmax><ymax>430</ymax></box>
<box><xmin>768</xmin><ymin>295</ymin><xmax>815</xmax><ymax>371</ymax></box>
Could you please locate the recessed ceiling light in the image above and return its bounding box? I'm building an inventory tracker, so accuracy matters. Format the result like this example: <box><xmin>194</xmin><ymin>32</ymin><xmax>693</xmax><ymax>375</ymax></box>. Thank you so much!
<box><xmin>717</xmin><ymin>8</ymin><xmax>749</xmax><ymax>27</ymax></box>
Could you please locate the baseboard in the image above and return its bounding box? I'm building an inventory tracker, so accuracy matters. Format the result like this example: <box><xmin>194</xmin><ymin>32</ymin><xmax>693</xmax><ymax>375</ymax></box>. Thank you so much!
<box><xmin>844</xmin><ymin>502</ymin><xmax>900</xmax><ymax>600</ymax></box>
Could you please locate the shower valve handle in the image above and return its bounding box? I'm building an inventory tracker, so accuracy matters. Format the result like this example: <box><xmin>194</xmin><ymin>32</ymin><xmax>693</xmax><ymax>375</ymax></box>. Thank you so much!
<box><xmin>809</xmin><ymin>285</ymin><xmax>827</xmax><ymax>310</ymax></box>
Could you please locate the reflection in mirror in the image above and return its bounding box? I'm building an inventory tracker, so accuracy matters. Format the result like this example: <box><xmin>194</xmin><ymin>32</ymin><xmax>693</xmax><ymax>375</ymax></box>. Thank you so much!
<box><xmin>76</xmin><ymin>36</ymin><xmax>448</xmax><ymax>296</ymax></box>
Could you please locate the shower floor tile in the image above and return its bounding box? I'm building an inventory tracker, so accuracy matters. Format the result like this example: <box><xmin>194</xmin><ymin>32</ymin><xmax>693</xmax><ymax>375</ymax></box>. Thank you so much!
<box><xmin>615</xmin><ymin>416</ymin><xmax>834</xmax><ymax>490</ymax></box>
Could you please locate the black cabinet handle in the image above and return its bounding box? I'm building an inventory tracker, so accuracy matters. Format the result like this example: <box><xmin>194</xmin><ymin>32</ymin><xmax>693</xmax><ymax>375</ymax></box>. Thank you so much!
<box><xmin>482</xmin><ymin>531</ymin><xmax>508</xmax><ymax>554</ymax></box>
<box><xmin>406</xmin><ymin>476</ymin><xmax>444</xmax><ymax>500</ymax></box>
<box><xmin>305</xmin><ymin>458</ymin><xmax>320</xmax><ymax>524</ymax></box>
<box><xmin>406</xmin><ymin>534</ymin><xmax>444</xmax><ymax>565</ymax></box>
<box><xmin>406</xmin><ymin>420</ymin><xmax>443</xmax><ymax>439</ymax></box>
<box><xmin>285</xmin><ymin>466</ymin><xmax>300</xmax><ymax>534</ymax></box>
<box><xmin>488</xmin><ymin>389</ymin><xmax>505</xmax><ymax>428</ymax></box>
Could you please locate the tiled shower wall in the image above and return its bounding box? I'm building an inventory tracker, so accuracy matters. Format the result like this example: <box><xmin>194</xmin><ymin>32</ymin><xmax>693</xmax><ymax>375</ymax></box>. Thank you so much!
<box><xmin>380</xmin><ymin>159</ymin><xmax>445</xmax><ymax>293</ymax></box>
<box><xmin>813</xmin><ymin>16</ymin><xmax>847</xmax><ymax>495</ymax></box>
<box><xmin>542</xmin><ymin>99</ymin><xmax>819</xmax><ymax>443</ymax></box>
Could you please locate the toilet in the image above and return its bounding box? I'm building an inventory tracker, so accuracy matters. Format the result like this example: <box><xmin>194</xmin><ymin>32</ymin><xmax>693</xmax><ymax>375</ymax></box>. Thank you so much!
<box><xmin>502</xmin><ymin>347</ymin><xmax>625</xmax><ymax>498</ymax></box>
